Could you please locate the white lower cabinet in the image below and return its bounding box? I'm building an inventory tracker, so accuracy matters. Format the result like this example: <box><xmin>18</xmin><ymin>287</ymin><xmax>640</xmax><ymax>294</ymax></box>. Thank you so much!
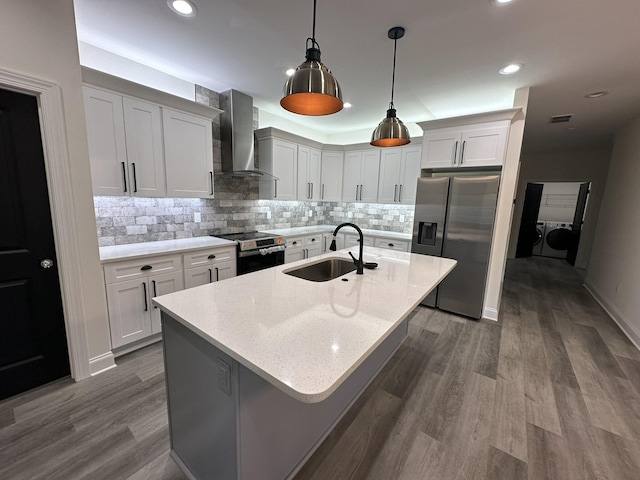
<box><xmin>344</xmin><ymin>234</ymin><xmax>374</xmax><ymax>249</ymax></box>
<box><xmin>374</xmin><ymin>238</ymin><xmax>410</xmax><ymax>252</ymax></box>
<box><xmin>105</xmin><ymin>255</ymin><xmax>183</xmax><ymax>349</ymax></box>
<box><xmin>285</xmin><ymin>234</ymin><xmax>323</xmax><ymax>263</ymax></box>
<box><xmin>104</xmin><ymin>245</ymin><xmax>236</xmax><ymax>352</ymax></box>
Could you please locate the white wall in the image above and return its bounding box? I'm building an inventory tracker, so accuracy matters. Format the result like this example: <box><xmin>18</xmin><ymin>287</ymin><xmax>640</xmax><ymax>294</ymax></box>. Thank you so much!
<box><xmin>507</xmin><ymin>148</ymin><xmax>612</xmax><ymax>268</ymax></box>
<box><xmin>483</xmin><ymin>87</ymin><xmax>529</xmax><ymax>320</ymax></box>
<box><xmin>584</xmin><ymin>116</ymin><xmax>640</xmax><ymax>348</ymax></box>
<box><xmin>1</xmin><ymin>1</ymin><xmax>111</xmax><ymax>369</ymax></box>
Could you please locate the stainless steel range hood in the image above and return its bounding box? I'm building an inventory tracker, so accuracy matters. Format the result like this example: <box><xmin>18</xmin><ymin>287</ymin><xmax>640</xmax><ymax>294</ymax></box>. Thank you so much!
<box><xmin>220</xmin><ymin>89</ymin><xmax>270</xmax><ymax>177</ymax></box>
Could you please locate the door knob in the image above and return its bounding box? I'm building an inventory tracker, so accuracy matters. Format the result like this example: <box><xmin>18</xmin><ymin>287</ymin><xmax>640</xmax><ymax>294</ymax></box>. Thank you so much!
<box><xmin>40</xmin><ymin>259</ymin><xmax>54</xmax><ymax>269</ymax></box>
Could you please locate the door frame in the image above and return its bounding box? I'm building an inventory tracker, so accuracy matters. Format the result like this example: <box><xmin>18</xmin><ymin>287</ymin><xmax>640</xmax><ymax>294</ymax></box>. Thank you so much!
<box><xmin>0</xmin><ymin>68</ymin><xmax>91</xmax><ymax>380</ymax></box>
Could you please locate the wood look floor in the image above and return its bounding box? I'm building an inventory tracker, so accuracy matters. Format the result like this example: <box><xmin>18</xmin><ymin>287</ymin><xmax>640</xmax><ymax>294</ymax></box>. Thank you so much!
<box><xmin>2</xmin><ymin>257</ymin><xmax>639</xmax><ymax>480</ymax></box>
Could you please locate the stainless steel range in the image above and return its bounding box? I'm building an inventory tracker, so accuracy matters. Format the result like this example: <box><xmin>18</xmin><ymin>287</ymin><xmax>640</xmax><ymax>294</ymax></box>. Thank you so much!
<box><xmin>213</xmin><ymin>231</ymin><xmax>286</xmax><ymax>275</ymax></box>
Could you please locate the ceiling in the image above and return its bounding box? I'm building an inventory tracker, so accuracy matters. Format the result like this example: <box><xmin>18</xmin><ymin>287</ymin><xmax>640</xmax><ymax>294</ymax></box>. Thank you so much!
<box><xmin>73</xmin><ymin>0</ymin><xmax>640</xmax><ymax>153</ymax></box>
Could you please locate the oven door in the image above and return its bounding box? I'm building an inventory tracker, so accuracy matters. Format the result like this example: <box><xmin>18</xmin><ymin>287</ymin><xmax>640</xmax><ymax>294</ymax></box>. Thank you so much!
<box><xmin>237</xmin><ymin>249</ymin><xmax>285</xmax><ymax>275</ymax></box>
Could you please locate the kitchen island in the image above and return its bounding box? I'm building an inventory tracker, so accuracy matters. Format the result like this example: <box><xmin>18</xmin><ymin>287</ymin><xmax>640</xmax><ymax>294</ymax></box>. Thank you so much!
<box><xmin>153</xmin><ymin>247</ymin><xmax>456</xmax><ymax>480</ymax></box>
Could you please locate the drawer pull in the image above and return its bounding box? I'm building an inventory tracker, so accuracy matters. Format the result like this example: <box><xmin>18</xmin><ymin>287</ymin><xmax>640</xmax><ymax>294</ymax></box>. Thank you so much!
<box><xmin>292</xmin><ymin>241</ymin><xmax>297</xmax><ymax>245</ymax></box>
<box><xmin>310</xmin><ymin>238</ymin><xmax>316</xmax><ymax>242</ymax></box>
<box><xmin>389</xmin><ymin>243</ymin><xmax>394</xmax><ymax>247</ymax></box>
<box><xmin>141</xmin><ymin>265</ymin><xmax>153</xmax><ymax>271</ymax></box>
<box><xmin>207</xmin><ymin>254</ymin><xmax>216</xmax><ymax>259</ymax></box>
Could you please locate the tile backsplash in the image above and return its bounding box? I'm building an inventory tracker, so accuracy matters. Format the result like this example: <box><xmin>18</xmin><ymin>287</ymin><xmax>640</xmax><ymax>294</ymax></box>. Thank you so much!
<box><xmin>94</xmin><ymin>196</ymin><xmax>415</xmax><ymax>246</ymax></box>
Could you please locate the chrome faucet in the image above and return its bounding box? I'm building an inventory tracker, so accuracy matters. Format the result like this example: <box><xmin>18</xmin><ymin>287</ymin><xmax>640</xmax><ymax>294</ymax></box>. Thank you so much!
<box><xmin>329</xmin><ymin>223</ymin><xmax>364</xmax><ymax>274</ymax></box>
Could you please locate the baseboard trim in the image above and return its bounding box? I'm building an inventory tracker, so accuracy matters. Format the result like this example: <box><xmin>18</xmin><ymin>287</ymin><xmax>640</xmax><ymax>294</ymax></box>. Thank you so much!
<box><xmin>583</xmin><ymin>281</ymin><xmax>640</xmax><ymax>351</ymax></box>
<box><xmin>482</xmin><ymin>307</ymin><xmax>499</xmax><ymax>322</ymax></box>
<box><xmin>89</xmin><ymin>351</ymin><xmax>117</xmax><ymax>376</ymax></box>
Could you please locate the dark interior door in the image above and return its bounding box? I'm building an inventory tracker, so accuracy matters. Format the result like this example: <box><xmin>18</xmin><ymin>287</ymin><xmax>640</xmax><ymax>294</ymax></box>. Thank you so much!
<box><xmin>566</xmin><ymin>182</ymin><xmax>590</xmax><ymax>266</ymax></box>
<box><xmin>515</xmin><ymin>182</ymin><xmax>544</xmax><ymax>257</ymax></box>
<box><xmin>0</xmin><ymin>88</ymin><xmax>70</xmax><ymax>400</ymax></box>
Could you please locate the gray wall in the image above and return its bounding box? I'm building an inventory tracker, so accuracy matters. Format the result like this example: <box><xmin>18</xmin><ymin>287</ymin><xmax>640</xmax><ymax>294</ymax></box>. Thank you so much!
<box><xmin>585</xmin><ymin>116</ymin><xmax>640</xmax><ymax>348</ymax></box>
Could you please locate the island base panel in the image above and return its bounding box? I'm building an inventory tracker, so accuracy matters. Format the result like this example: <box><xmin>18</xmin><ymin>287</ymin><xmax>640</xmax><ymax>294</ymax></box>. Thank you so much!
<box><xmin>163</xmin><ymin>316</ymin><xmax>239</xmax><ymax>480</ymax></box>
<box><xmin>162</xmin><ymin>312</ymin><xmax>408</xmax><ymax>480</ymax></box>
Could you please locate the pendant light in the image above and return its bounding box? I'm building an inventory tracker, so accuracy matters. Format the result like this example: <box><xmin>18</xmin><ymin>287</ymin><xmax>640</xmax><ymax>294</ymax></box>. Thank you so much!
<box><xmin>280</xmin><ymin>0</ymin><xmax>343</xmax><ymax>116</ymax></box>
<box><xmin>371</xmin><ymin>26</ymin><xmax>411</xmax><ymax>147</ymax></box>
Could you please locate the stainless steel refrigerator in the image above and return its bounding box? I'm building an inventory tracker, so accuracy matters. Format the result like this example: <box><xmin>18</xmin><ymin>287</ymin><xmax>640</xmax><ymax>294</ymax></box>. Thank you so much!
<box><xmin>411</xmin><ymin>175</ymin><xmax>500</xmax><ymax>319</ymax></box>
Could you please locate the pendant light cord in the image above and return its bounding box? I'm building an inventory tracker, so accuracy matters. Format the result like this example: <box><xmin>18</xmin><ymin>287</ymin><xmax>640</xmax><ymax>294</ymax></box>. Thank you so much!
<box><xmin>390</xmin><ymin>35</ymin><xmax>397</xmax><ymax>110</ymax></box>
<box><xmin>306</xmin><ymin>0</ymin><xmax>320</xmax><ymax>50</ymax></box>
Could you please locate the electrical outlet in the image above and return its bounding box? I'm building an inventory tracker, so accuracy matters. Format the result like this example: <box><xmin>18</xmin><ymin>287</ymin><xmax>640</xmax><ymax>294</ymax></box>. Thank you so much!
<box><xmin>194</xmin><ymin>212</ymin><xmax>201</xmax><ymax>223</ymax></box>
<box><xmin>399</xmin><ymin>215</ymin><xmax>405</xmax><ymax>222</ymax></box>
<box><xmin>267</xmin><ymin>211</ymin><xmax>272</xmax><ymax>219</ymax></box>
<box><xmin>218</xmin><ymin>358</ymin><xmax>231</xmax><ymax>396</ymax></box>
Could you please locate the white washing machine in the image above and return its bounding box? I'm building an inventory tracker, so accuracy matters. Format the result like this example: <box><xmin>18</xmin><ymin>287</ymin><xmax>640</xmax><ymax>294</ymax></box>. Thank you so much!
<box><xmin>532</xmin><ymin>221</ymin><xmax>546</xmax><ymax>256</ymax></box>
<box><xmin>541</xmin><ymin>221</ymin><xmax>573</xmax><ymax>258</ymax></box>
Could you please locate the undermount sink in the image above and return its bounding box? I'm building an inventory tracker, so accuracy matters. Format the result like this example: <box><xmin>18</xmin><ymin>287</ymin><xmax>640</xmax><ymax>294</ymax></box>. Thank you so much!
<box><xmin>284</xmin><ymin>258</ymin><xmax>357</xmax><ymax>282</ymax></box>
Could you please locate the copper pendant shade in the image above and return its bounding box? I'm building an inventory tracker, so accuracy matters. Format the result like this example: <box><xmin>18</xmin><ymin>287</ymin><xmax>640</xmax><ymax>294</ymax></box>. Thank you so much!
<box><xmin>371</xmin><ymin>26</ymin><xmax>410</xmax><ymax>147</ymax></box>
<box><xmin>280</xmin><ymin>0</ymin><xmax>343</xmax><ymax>116</ymax></box>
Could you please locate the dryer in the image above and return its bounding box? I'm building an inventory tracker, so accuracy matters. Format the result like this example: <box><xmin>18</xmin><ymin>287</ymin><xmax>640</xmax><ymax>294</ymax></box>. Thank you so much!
<box><xmin>532</xmin><ymin>221</ymin><xmax>546</xmax><ymax>256</ymax></box>
<box><xmin>541</xmin><ymin>222</ymin><xmax>573</xmax><ymax>258</ymax></box>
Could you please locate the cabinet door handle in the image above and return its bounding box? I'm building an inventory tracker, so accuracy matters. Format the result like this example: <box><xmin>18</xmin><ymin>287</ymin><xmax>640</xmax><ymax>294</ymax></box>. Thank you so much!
<box><xmin>209</xmin><ymin>171</ymin><xmax>214</xmax><ymax>195</ymax></box>
<box><xmin>131</xmin><ymin>162</ymin><xmax>138</xmax><ymax>193</ymax></box>
<box><xmin>311</xmin><ymin>183</ymin><xmax>314</xmax><ymax>199</ymax></box>
<box><xmin>360</xmin><ymin>184</ymin><xmax>364</xmax><ymax>201</ymax></box>
<box><xmin>394</xmin><ymin>184</ymin><xmax>398</xmax><ymax>202</ymax></box>
<box><xmin>274</xmin><ymin>179</ymin><xmax>278</xmax><ymax>198</ymax></box>
<box><xmin>142</xmin><ymin>282</ymin><xmax>148</xmax><ymax>311</ymax></box>
<box><xmin>208</xmin><ymin>268</ymin><xmax>213</xmax><ymax>283</ymax></box>
<box><xmin>141</xmin><ymin>265</ymin><xmax>152</xmax><ymax>271</ymax></box>
<box><xmin>121</xmin><ymin>162</ymin><xmax>128</xmax><ymax>192</ymax></box>
<box><xmin>324</xmin><ymin>236</ymin><xmax>327</xmax><ymax>251</ymax></box>
<box><xmin>399</xmin><ymin>184</ymin><xmax>403</xmax><ymax>203</ymax></box>
<box><xmin>308</xmin><ymin>182</ymin><xmax>312</xmax><ymax>199</ymax></box>
<box><xmin>152</xmin><ymin>280</ymin><xmax>158</xmax><ymax>308</ymax></box>
<box><xmin>460</xmin><ymin>141</ymin><xmax>466</xmax><ymax>165</ymax></box>
<box><xmin>215</xmin><ymin>267</ymin><xmax>219</xmax><ymax>282</ymax></box>
<box><xmin>321</xmin><ymin>184</ymin><xmax>325</xmax><ymax>199</ymax></box>
<box><xmin>355</xmin><ymin>185</ymin><xmax>359</xmax><ymax>200</ymax></box>
<box><xmin>207</xmin><ymin>254</ymin><xmax>216</xmax><ymax>259</ymax></box>
<box><xmin>453</xmin><ymin>141</ymin><xmax>459</xmax><ymax>165</ymax></box>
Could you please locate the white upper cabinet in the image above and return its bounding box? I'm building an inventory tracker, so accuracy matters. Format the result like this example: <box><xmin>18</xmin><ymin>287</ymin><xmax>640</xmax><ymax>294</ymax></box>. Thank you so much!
<box><xmin>83</xmin><ymin>87</ymin><xmax>166</xmax><ymax>197</ymax></box>
<box><xmin>122</xmin><ymin>97</ymin><xmax>166</xmax><ymax>197</ymax></box>
<box><xmin>421</xmin><ymin>120</ymin><xmax>510</xmax><ymax>169</ymax></box>
<box><xmin>297</xmin><ymin>145</ymin><xmax>321</xmax><ymax>201</ymax></box>
<box><xmin>377</xmin><ymin>145</ymin><xmax>422</xmax><ymax>204</ymax></box>
<box><xmin>320</xmin><ymin>151</ymin><xmax>343</xmax><ymax>202</ymax></box>
<box><xmin>258</xmin><ymin>138</ymin><xmax>298</xmax><ymax>200</ymax></box>
<box><xmin>163</xmin><ymin>108</ymin><xmax>214</xmax><ymax>198</ymax></box>
<box><xmin>342</xmin><ymin>150</ymin><xmax>380</xmax><ymax>203</ymax></box>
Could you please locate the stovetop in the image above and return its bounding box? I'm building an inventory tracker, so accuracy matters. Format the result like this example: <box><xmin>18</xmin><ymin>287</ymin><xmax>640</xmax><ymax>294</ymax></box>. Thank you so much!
<box><xmin>213</xmin><ymin>231</ymin><xmax>285</xmax><ymax>251</ymax></box>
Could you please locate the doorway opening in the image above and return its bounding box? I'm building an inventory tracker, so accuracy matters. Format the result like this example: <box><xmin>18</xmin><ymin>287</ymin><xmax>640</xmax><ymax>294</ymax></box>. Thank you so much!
<box><xmin>515</xmin><ymin>181</ymin><xmax>590</xmax><ymax>265</ymax></box>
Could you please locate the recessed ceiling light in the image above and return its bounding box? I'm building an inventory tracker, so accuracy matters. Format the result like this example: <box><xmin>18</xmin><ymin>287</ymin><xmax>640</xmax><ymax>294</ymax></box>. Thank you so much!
<box><xmin>285</xmin><ymin>68</ymin><xmax>296</xmax><ymax>77</ymax></box>
<box><xmin>499</xmin><ymin>63</ymin><xmax>523</xmax><ymax>75</ymax></box>
<box><xmin>167</xmin><ymin>0</ymin><xmax>197</xmax><ymax>17</ymax></box>
<box><xmin>490</xmin><ymin>0</ymin><xmax>516</xmax><ymax>5</ymax></box>
<box><xmin>584</xmin><ymin>91</ymin><xmax>609</xmax><ymax>98</ymax></box>
<box><xmin>343</xmin><ymin>102</ymin><xmax>352</xmax><ymax>108</ymax></box>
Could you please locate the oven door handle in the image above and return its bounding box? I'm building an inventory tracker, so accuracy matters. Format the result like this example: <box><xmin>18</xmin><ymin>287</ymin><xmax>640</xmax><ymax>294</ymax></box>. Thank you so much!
<box><xmin>238</xmin><ymin>245</ymin><xmax>285</xmax><ymax>258</ymax></box>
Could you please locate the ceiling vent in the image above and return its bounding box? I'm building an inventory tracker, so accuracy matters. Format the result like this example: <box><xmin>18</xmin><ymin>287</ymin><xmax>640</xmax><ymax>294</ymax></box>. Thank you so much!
<box><xmin>550</xmin><ymin>114</ymin><xmax>573</xmax><ymax>123</ymax></box>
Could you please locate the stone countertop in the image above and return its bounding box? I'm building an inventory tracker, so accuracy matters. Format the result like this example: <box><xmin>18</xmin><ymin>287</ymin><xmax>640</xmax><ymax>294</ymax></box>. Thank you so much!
<box><xmin>99</xmin><ymin>236</ymin><xmax>237</xmax><ymax>263</ymax></box>
<box><xmin>262</xmin><ymin>225</ymin><xmax>412</xmax><ymax>241</ymax></box>
<box><xmin>152</xmin><ymin>247</ymin><xmax>456</xmax><ymax>403</ymax></box>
